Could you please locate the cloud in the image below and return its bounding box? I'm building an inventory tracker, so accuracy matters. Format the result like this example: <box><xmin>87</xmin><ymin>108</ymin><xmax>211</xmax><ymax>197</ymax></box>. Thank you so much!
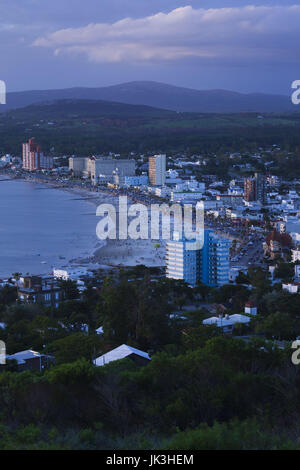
<box><xmin>33</xmin><ymin>5</ymin><xmax>300</xmax><ymax>65</ymax></box>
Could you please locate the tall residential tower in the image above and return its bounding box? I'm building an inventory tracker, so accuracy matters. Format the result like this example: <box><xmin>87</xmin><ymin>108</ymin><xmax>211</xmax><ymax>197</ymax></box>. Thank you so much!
<box><xmin>149</xmin><ymin>154</ymin><xmax>166</xmax><ymax>186</ymax></box>
<box><xmin>22</xmin><ymin>138</ymin><xmax>53</xmax><ymax>171</ymax></box>
<box><xmin>244</xmin><ymin>173</ymin><xmax>266</xmax><ymax>204</ymax></box>
<box><xmin>166</xmin><ymin>230</ymin><xmax>231</xmax><ymax>287</ymax></box>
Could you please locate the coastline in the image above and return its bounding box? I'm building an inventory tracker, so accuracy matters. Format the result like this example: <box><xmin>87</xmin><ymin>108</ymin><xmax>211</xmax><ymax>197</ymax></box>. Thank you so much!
<box><xmin>23</xmin><ymin>175</ymin><xmax>167</xmax><ymax>268</ymax></box>
<box><xmin>0</xmin><ymin>175</ymin><xmax>102</xmax><ymax>277</ymax></box>
<box><xmin>1</xmin><ymin>173</ymin><xmax>166</xmax><ymax>273</ymax></box>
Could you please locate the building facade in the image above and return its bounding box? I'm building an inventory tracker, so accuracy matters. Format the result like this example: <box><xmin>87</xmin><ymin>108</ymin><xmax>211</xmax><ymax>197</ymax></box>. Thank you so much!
<box><xmin>5</xmin><ymin>350</ymin><xmax>53</xmax><ymax>372</ymax></box>
<box><xmin>22</xmin><ymin>138</ymin><xmax>53</xmax><ymax>171</ymax></box>
<box><xmin>69</xmin><ymin>156</ymin><xmax>136</xmax><ymax>184</ymax></box>
<box><xmin>244</xmin><ymin>173</ymin><xmax>266</xmax><ymax>203</ymax></box>
<box><xmin>17</xmin><ymin>275</ymin><xmax>65</xmax><ymax>308</ymax></box>
<box><xmin>292</xmin><ymin>246</ymin><xmax>300</xmax><ymax>262</ymax></box>
<box><xmin>166</xmin><ymin>235</ymin><xmax>200</xmax><ymax>286</ymax></box>
<box><xmin>124</xmin><ymin>175</ymin><xmax>149</xmax><ymax>186</ymax></box>
<box><xmin>69</xmin><ymin>157</ymin><xmax>86</xmax><ymax>177</ymax></box>
<box><xmin>149</xmin><ymin>154</ymin><xmax>166</xmax><ymax>186</ymax></box>
<box><xmin>166</xmin><ymin>230</ymin><xmax>231</xmax><ymax>287</ymax></box>
<box><xmin>216</xmin><ymin>194</ymin><xmax>244</xmax><ymax>207</ymax></box>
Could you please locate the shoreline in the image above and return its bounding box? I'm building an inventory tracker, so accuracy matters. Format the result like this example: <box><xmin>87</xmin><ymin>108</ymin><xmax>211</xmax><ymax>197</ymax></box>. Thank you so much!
<box><xmin>1</xmin><ymin>173</ymin><xmax>166</xmax><ymax>274</ymax></box>
<box><xmin>22</xmin><ymin>175</ymin><xmax>167</xmax><ymax>269</ymax></box>
<box><xmin>0</xmin><ymin>176</ymin><xmax>104</xmax><ymax>278</ymax></box>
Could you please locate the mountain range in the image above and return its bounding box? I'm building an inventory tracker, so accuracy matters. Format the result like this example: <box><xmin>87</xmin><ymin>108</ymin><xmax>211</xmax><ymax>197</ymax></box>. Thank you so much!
<box><xmin>2</xmin><ymin>81</ymin><xmax>297</xmax><ymax>114</ymax></box>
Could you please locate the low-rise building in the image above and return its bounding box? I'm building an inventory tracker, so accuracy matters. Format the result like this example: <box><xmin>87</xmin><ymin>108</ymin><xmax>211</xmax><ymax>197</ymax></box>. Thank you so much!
<box><xmin>94</xmin><ymin>344</ymin><xmax>151</xmax><ymax>367</ymax></box>
<box><xmin>216</xmin><ymin>194</ymin><xmax>244</xmax><ymax>207</ymax></box>
<box><xmin>291</xmin><ymin>246</ymin><xmax>300</xmax><ymax>263</ymax></box>
<box><xmin>263</xmin><ymin>230</ymin><xmax>293</xmax><ymax>260</ymax></box>
<box><xmin>244</xmin><ymin>301</ymin><xmax>258</xmax><ymax>316</ymax></box>
<box><xmin>282</xmin><ymin>283</ymin><xmax>300</xmax><ymax>294</ymax></box>
<box><xmin>53</xmin><ymin>268</ymin><xmax>92</xmax><ymax>281</ymax></box>
<box><xmin>124</xmin><ymin>175</ymin><xmax>149</xmax><ymax>187</ymax></box>
<box><xmin>203</xmin><ymin>314</ymin><xmax>250</xmax><ymax>333</ymax></box>
<box><xmin>17</xmin><ymin>275</ymin><xmax>64</xmax><ymax>308</ymax></box>
<box><xmin>171</xmin><ymin>191</ymin><xmax>204</xmax><ymax>203</ymax></box>
<box><xmin>5</xmin><ymin>349</ymin><xmax>53</xmax><ymax>372</ymax></box>
<box><xmin>229</xmin><ymin>267</ymin><xmax>247</xmax><ymax>282</ymax></box>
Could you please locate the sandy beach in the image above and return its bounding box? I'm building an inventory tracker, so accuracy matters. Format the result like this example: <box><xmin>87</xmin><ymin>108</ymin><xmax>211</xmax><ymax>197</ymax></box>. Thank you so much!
<box><xmin>39</xmin><ymin>182</ymin><xmax>167</xmax><ymax>269</ymax></box>
<box><xmin>2</xmin><ymin>173</ymin><xmax>168</xmax><ymax>271</ymax></box>
<box><xmin>65</xmin><ymin>188</ymin><xmax>167</xmax><ymax>268</ymax></box>
<box><xmin>91</xmin><ymin>238</ymin><xmax>166</xmax><ymax>267</ymax></box>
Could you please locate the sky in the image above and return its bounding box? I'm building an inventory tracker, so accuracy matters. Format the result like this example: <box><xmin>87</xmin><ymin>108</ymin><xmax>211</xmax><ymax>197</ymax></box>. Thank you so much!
<box><xmin>1</xmin><ymin>0</ymin><xmax>300</xmax><ymax>94</ymax></box>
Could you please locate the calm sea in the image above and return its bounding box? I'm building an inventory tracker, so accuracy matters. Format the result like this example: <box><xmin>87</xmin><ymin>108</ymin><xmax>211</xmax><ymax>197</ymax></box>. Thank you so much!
<box><xmin>0</xmin><ymin>179</ymin><xmax>99</xmax><ymax>278</ymax></box>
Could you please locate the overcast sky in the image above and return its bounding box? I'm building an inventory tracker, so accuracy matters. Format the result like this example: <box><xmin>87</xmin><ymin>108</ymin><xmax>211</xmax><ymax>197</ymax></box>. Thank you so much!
<box><xmin>1</xmin><ymin>0</ymin><xmax>299</xmax><ymax>94</ymax></box>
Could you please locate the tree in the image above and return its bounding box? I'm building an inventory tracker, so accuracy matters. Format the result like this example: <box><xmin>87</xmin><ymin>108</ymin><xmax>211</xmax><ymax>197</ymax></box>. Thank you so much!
<box><xmin>166</xmin><ymin>419</ymin><xmax>298</xmax><ymax>450</ymax></box>
<box><xmin>0</xmin><ymin>285</ymin><xmax>17</xmax><ymax>306</ymax></box>
<box><xmin>212</xmin><ymin>284</ymin><xmax>249</xmax><ymax>310</ymax></box>
<box><xmin>57</xmin><ymin>280</ymin><xmax>79</xmax><ymax>300</ymax></box>
<box><xmin>182</xmin><ymin>325</ymin><xmax>222</xmax><ymax>350</ymax></box>
<box><xmin>235</xmin><ymin>271</ymin><xmax>250</xmax><ymax>285</ymax></box>
<box><xmin>248</xmin><ymin>267</ymin><xmax>271</xmax><ymax>297</ymax></box>
<box><xmin>255</xmin><ymin>311</ymin><xmax>296</xmax><ymax>340</ymax></box>
<box><xmin>55</xmin><ymin>300</ymin><xmax>93</xmax><ymax>329</ymax></box>
<box><xmin>99</xmin><ymin>278</ymin><xmax>177</xmax><ymax>350</ymax></box>
<box><xmin>275</xmin><ymin>262</ymin><xmax>295</xmax><ymax>281</ymax></box>
<box><xmin>100</xmin><ymin>279</ymin><xmax>136</xmax><ymax>345</ymax></box>
<box><xmin>46</xmin><ymin>333</ymin><xmax>102</xmax><ymax>364</ymax></box>
<box><xmin>261</xmin><ymin>291</ymin><xmax>300</xmax><ymax>317</ymax></box>
<box><xmin>195</xmin><ymin>282</ymin><xmax>212</xmax><ymax>301</ymax></box>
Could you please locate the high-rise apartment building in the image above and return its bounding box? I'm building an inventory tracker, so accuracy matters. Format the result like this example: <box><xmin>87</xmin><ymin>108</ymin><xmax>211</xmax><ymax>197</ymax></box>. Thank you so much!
<box><xmin>166</xmin><ymin>230</ymin><xmax>231</xmax><ymax>287</ymax></box>
<box><xmin>69</xmin><ymin>156</ymin><xmax>136</xmax><ymax>184</ymax></box>
<box><xmin>166</xmin><ymin>234</ymin><xmax>200</xmax><ymax>286</ymax></box>
<box><xmin>22</xmin><ymin>138</ymin><xmax>53</xmax><ymax>171</ymax></box>
<box><xmin>149</xmin><ymin>154</ymin><xmax>166</xmax><ymax>186</ymax></box>
<box><xmin>244</xmin><ymin>173</ymin><xmax>266</xmax><ymax>203</ymax></box>
<box><xmin>244</xmin><ymin>177</ymin><xmax>256</xmax><ymax>202</ymax></box>
<box><xmin>255</xmin><ymin>172</ymin><xmax>266</xmax><ymax>203</ymax></box>
<box><xmin>69</xmin><ymin>157</ymin><xmax>86</xmax><ymax>177</ymax></box>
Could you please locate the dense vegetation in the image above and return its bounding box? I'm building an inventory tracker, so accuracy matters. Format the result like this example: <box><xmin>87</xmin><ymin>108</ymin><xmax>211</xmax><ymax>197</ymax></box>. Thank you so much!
<box><xmin>1</xmin><ymin>100</ymin><xmax>300</xmax><ymax>158</ymax></box>
<box><xmin>0</xmin><ymin>267</ymin><xmax>300</xmax><ymax>450</ymax></box>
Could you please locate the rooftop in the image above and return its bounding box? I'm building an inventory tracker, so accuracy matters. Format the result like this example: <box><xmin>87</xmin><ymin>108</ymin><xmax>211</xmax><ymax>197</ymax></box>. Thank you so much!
<box><xmin>94</xmin><ymin>344</ymin><xmax>151</xmax><ymax>367</ymax></box>
<box><xmin>6</xmin><ymin>349</ymin><xmax>42</xmax><ymax>364</ymax></box>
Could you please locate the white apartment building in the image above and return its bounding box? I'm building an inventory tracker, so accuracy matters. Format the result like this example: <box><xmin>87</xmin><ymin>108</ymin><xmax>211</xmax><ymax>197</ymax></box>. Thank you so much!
<box><xmin>171</xmin><ymin>191</ymin><xmax>204</xmax><ymax>203</ymax></box>
<box><xmin>69</xmin><ymin>156</ymin><xmax>136</xmax><ymax>184</ymax></box>
<box><xmin>292</xmin><ymin>246</ymin><xmax>300</xmax><ymax>262</ymax></box>
<box><xmin>53</xmin><ymin>268</ymin><xmax>92</xmax><ymax>281</ymax></box>
<box><xmin>166</xmin><ymin>230</ymin><xmax>230</xmax><ymax>287</ymax></box>
<box><xmin>282</xmin><ymin>283</ymin><xmax>300</xmax><ymax>294</ymax></box>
